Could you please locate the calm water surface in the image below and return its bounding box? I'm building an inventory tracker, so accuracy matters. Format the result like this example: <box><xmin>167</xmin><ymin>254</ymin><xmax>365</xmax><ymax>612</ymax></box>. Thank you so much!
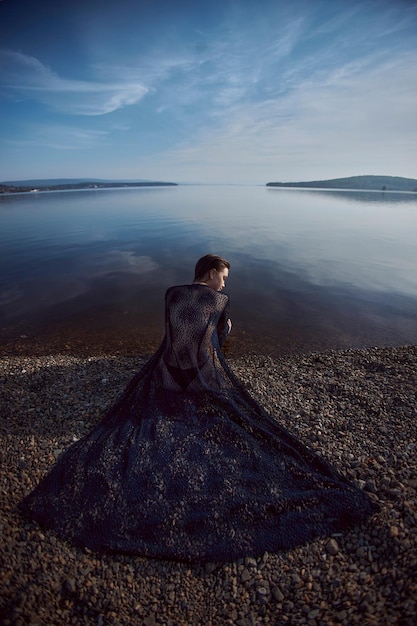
<box><xmin>1</xmin><ymin>185</ymin><xmax>417</xmax><ymax>357</ymax></box>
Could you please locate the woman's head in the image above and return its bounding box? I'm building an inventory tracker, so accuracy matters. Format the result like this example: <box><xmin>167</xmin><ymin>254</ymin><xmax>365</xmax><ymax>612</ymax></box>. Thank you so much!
<box><xmin>194</xmin><ymin>254</ymin><xmax>230</xmax><ymax>291</ymax></box>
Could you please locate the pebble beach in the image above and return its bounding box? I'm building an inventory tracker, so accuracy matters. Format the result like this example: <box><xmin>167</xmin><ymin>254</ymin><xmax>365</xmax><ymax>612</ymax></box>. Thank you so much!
<box><xmin>1</xmin><ymin>344</ymin><xmax>416</xmax><ymax>625</ymax></box>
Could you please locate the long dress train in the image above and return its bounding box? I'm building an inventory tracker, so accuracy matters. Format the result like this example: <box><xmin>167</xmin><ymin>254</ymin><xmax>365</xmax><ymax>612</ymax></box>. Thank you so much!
<box><xmin>20</xmin><ymin>284</ymin><xmax>374</xmax><ymax>562</ymax></box>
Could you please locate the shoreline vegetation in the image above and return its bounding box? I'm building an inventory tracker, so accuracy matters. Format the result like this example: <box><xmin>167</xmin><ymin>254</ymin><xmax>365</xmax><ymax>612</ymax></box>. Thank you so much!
<box><xmin>1</xmin><ymin>342</ymin><xmax>416</xmax><ymax>624</ymax></box>
<box><xmin>266</xmin><ymin>175</ymin><xmax>417</xmax><ymax>192</ymax></box>
<box><xmin>0</xmin><ymin>180</ymin><xmax>177</xmax><ymax>195</ymax></box>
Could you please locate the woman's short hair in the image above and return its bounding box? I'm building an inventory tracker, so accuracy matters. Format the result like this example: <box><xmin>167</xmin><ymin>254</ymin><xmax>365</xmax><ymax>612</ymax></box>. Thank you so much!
<box><xmin>194</xmin><ymin>254</ymin><xmax>230</xmax><ymax>281</ymax></box>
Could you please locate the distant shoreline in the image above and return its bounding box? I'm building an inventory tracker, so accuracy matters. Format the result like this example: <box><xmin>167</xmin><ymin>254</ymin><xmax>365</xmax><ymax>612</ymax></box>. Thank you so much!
<box><xmin>0</xmin><ymin>181</ymin><xmax>177</xmax><ymax>195</ymax></box>
<box><xmin>266</xmin><ymin>175</ymin><xmax>417</xmax><ymax>192</ymax></box>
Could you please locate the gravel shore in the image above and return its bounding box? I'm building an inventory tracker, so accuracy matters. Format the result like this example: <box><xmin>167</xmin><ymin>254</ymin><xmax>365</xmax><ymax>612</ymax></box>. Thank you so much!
<box><xmin>1</xmin><ymin>345</ymin><xmax>416</xmax><ymax>625</ymax></box>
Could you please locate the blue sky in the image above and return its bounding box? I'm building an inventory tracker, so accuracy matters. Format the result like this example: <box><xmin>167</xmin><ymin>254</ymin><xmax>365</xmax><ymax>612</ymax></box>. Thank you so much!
<box><xmin>1</xmin><ymin>0</ymin><xmax>416</xmax><ymax>184</ymax></box>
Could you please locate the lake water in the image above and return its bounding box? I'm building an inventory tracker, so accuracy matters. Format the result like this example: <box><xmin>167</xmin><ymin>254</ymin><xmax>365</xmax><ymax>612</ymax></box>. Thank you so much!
<box><xmin>1</xmin><ymin>185</ymin><xmax>417</xmax><ymax>357</ymax></box>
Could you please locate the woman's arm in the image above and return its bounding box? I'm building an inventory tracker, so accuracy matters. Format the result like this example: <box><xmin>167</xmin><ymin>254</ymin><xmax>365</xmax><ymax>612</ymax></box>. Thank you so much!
<box><xmin>217</xmin><ymin>298</ymin><xmax>232</xmax><ymax>348</ymax></box>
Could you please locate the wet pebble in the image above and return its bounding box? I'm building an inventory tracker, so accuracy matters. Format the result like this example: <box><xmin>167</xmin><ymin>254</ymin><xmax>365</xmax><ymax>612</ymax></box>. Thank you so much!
<box><xmin>326</xmin><ymin>538</ymin><xmax>339</xmax><ymax>556</ymax></box>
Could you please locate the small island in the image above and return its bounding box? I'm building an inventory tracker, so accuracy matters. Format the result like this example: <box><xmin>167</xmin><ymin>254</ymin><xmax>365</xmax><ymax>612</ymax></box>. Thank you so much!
<box><xmin>266</xmin><ymin>175</ymin><xmax>417</xmax><ymax>192</ymax></box>
<box><xmin>0</xmin><ymin>179</ymin><xmax>177</xmax><ymax>195</ymax></box>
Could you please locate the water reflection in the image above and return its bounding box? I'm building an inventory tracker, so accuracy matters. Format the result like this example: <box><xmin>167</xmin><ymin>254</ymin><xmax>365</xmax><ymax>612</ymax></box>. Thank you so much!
<box><xmin>1</xmin><ymin>185</ymin><xmax>417</xmax><ymax>356</ymax></box>
<box><xmin>267</xmin><ymin>187</ymin><xmax>417</xmax><ymax>204</ymax></box>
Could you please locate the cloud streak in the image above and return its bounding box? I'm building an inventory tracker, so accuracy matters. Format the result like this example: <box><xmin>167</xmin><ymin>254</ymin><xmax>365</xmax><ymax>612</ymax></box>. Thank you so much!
<box><xmin>154</xmin><ymin>49</ymin><xmax>417</xmax><ymax>182</ymax></box>
<box><xmin>0</xmin><ymin>50</ymin><xmax>149</xmax><ymax>115</ymax></box>
<box><xmin>5</xmin><ymin>125</ymin><xmax>110</xmax><ymax>151</ymax></box>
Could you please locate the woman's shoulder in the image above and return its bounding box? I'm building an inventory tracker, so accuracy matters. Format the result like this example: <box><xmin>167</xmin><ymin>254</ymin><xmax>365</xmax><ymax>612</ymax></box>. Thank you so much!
<box><xmin>165</xmin><ymin>284</ymin><xmax>229</xmax><ymax>303</ymax></box>
<box><xmin>165</xmin><ymin>284</ymin><xmax>194</xmax><ymax>297</ymax></box>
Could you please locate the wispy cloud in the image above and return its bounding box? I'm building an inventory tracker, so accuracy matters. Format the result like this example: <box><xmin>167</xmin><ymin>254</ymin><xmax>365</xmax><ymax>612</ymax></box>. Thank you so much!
<box><xmin>5</xmin><ymin>125</ymin><xmax>109</xmax><ymax>150</ymax></box>
<box><xmin>0</xmin><ymin>50</ymin><xmax>149</xmax><ymax>115</ymax></box>
<box><xmin>155</xmin><ymin>50</ymin><xmax>417</xmax><ymax>182</ymax></box>
<box><xmin>90</xmin><ymin>11</ymin><xmax>306</xmax><ymax>117</ymax></box>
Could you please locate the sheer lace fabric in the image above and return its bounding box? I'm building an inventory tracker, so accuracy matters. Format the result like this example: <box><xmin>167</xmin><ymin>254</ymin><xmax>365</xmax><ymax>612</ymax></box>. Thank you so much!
<box><xmin>20</xmin><ymin>284</ymin><xmax>373</xmax><ymax>562</ymax></box>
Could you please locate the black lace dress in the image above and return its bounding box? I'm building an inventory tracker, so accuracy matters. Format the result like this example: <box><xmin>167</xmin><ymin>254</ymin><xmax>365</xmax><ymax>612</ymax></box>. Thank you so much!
<box><xmin>20</xmin><ymin>284</ymin><xmax>374</xmax><ymax>562</ymax></box>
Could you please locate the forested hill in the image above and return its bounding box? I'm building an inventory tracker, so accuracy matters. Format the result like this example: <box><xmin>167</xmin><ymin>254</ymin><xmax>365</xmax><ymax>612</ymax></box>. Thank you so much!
<box><xmin>266</xmin><ymin>175</ymin><xmax>417</xmax><ymax>192</ymax></box>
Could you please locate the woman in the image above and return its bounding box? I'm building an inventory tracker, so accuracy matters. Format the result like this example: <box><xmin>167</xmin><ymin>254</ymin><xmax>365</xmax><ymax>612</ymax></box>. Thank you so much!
<box><xmin>20</xmin><ymin>254</ymin><xmax>374</xmax><ymax>562</ymax></box>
